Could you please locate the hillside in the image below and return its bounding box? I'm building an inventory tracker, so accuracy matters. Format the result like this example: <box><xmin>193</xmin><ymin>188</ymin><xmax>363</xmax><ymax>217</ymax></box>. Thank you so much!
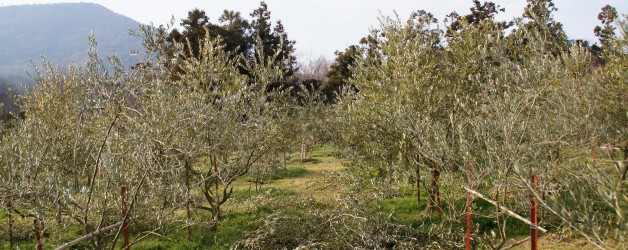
<box><xmin>0</xmin><ymin>3</ymin><xmax>142</xmax><ymax>82</ymax></box>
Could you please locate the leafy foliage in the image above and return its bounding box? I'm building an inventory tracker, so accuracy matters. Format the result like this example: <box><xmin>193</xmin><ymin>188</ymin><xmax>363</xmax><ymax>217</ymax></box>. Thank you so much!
<box><xmin>334</xmin><ymin>3</ymin><xmax>626</xmax><ymax>249</ymax></box>
<box><xmin>0</xmin><ymin>18</ymin><xmax>297</xmax><ymax>248</ymax></box>
<box><xmin>167</xmin><ymin>1</ymin><xmax>297</xmax><ymax>81</ymax></box>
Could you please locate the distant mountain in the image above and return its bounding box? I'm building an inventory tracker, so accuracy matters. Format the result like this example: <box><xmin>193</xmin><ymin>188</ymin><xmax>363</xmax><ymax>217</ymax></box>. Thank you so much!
<box><xmin>0</xmin><ymin>3</ymin><xmax>142</xmax><ymax>83</ymax></box>
<box><xmin>0</xmin><ymin>75</ymin><xmax>20</xmax><ymax>117</ymax></box>
<box><xmin>0</xmin><ymin>3</ymin><xmax>143</xmax><ymax>118</ymax></box>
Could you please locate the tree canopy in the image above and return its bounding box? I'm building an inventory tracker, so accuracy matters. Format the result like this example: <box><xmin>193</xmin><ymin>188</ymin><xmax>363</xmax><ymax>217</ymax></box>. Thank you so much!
<box><xmin>167</xmin><ymin>1</ymin><xmax>297</xmax><ymax>80</ymax></box>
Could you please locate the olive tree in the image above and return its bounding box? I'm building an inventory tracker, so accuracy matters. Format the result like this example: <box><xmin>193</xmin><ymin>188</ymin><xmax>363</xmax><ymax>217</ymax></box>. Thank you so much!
<box><xmin>0</xmin><ymin>21</ymin><xmax>296</xmax><ymax>247</ymax></box>
<box><xmin>335</xmin><ymin>8</ymin><xmax>626</xmax><ymax>249</ymax></box>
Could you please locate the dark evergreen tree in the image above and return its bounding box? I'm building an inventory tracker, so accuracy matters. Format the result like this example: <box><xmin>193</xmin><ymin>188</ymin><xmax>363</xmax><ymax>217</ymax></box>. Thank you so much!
<box><xmin>250</xmin><ymin>1</ymin><xmax>274</xmax><ymax>57</ymax></box>
<box><xmin>520</xmin><ymin>0</ymin><xmax>568</xmax><ymax>55</ymax></box>
<box><xmin>594</xmin><ymin>4</ymin><xmax>618</xmax><ymax>61</ymax></box>
<box><xmin>594</xmin><ymin>5</ymin><xmax>618</xmax><ymax>45</ymax></box>
<box><xmin>323</xmin><ymin>45</ymin><xmax>361</xmax><ymax>102</ymax></box>
<box><xmin>446</xmin><ymin>0</ymin><xmax>510</xmax><ymax>38</ymax></box>
<box><xmin>218</xmin><ymin>10</ymin><xmax>251</xmax><ymax>56</ymax></box>
<box><xmin>168</xmin><ymin>2</ymin><xmax>297</xmax><ymax>82</ymax></box>
<box><xmin>272</xmin><ymin>20</ymin><xmax>297</xmax><ymax>78</ymax></box>
<box><xmin>177</xmin><ymin>8</ymin><xmax>210</xmax><ymax>57</ymax></box>
<box><xmin>249</xmin><ymin>1</ymin><xmax>297</xmax><ymax>79</ymax></box>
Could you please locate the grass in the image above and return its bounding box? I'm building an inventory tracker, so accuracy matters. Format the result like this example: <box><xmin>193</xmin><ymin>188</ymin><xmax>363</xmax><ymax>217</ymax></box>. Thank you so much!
<box><xmin>305</xmin><ymin>144</ymin><xmax>338</xmax><ymax>158</ymax></box>
<box><xmin>129</xmin><ymin>146</ymin><xmax>349</xmax><ymax>249</ymax></box>
<box><xmin>376</xmin><ymin>196</ymin><xmax>425</xmax><ymax>228</ymax></box>
<box><xmin>270</xmin><ymin>167</ymin><xmax>309</xmax><ymax>180</ymax></box>
<box><xmin>3</xmin><ymin>144</ymin><xmax>608</xmax><ymax>249</ymax></box>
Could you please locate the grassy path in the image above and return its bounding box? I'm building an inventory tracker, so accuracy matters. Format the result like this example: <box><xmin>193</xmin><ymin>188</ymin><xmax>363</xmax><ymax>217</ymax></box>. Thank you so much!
<box><xmin>5</xmin><ymin>145</ymin><xmax>601</xmax><ymax>249</ymax></box>
<box><xmin>229</xmin><ymin>145</ymin><xmax>348</xmax><ymax>201</ymax></box>
<box><xmin>266</xmin><ymin>156</ymin><xmax>347</xmax><ymax>200</ymax></box>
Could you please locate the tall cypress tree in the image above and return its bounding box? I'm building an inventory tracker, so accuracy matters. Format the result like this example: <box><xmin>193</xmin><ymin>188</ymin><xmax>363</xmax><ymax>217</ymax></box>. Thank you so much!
<box><xmin>249</xmin><ymin>1</ymin><xmax>297</xmax><ymax>79</ymax></box>
<box><xmin>521</xmin><ymin>0</ymin><xmax>568</xmax><ymax>55</ymax></box>
<box><xmin>593</xmin><ymin>4</ymin><xmax>618</xmax><ymax>65</ymax></box>
<box><xmin>167</xmin><ymin>2</ymin><xmax>297</xmax><ymax>83</ymax></box>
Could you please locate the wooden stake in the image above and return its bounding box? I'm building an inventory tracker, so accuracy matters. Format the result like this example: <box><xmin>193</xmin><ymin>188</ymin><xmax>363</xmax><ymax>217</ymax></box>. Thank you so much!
<box><xmin>121</xmin><ymin>186</ymin><xmax>129</xmax><ymax>250</ymax></box>
<box><xmin>56</xmin><ymin>189</ymin><xmax>63</xmax><ymax>224</ymax></box>
<box><xmin>185</xmin><ymin>160</ymin><xmax>192</xmax><ymax>241</ymax></box>
<box><xmin>34</xmin><ymin>218</ymin><xmax>43</xmax><ymax>250</ymax></box>
<box><xmin>435</xmin><ymin>166</ymin><xmax>442</xmax><ymax>220</ymax></box>
<box><xmin>300</xmin><ymin>141</ymin><xmax>306</xmax><ymax>162</ymax></box>
<box><xmin>591</xmin><ymin>137</ymin><xmax>597</xmax><ymax>160</ymax></box>
<box><xmin>56</xmin><ymin>221</ymin><xmax>123</xmax><ymax>250</ymax></box>
<box><xmin>215</xmin><ymin>155</ymin><xmax>220</xmax><ymax>221</ymax></box>
<box><xmin>429</xmin><ymin>167</ymin><xmax>436</xmax><ymax>211</ymax></box>
<box><xmin>415</xmin><ymin>161</ymin><xmax>421</xmax><ymax>207</ymax></box>
<box><xmin>463</xmin><ymin>186</ymin><xmax>547</xmax><ymax>233</ymax></box>
<box><xmin>7</xmin><ymin>193</ymin><xmax>13</xmax><ymax>249</ymax></box>
<box><xmin>530</xmin><ymin>175</ymin><xmax>538</xmax><ymax>250</ymax></box>
<box><xmin>466</xmin><ymin>159</ymin><xmax>472</xmax><ymax>250</ymax></box>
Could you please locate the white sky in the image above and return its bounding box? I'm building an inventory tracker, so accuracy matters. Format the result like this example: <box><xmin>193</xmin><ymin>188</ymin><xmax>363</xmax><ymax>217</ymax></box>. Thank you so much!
<box><xmin>1</xmin><ymin>0</ymin><xmax>626</xmax><ymax>61</ymax></box>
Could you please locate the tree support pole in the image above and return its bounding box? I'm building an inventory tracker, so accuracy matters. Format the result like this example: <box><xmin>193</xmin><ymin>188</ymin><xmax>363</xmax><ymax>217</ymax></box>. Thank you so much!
<box><xmin>434</xmin><ymin>165</ymin><xmax>442</xmax><ymax>220</ymax></box>
<box><xmin>121</xmin><ymin>185</ymin><xmax>129</xmax><ymax>250</ymax></box>
<box><xmin>530</xmin><ymin>175</ymin><xmax>538</xmax><ymax>250</ymax></box>
<box><xmin>56</xmin><ymin>189</ymin><xmax>63</xmax><ymax>224</ymax></box>
<box><xmin>185</xmin><ymin>161</ymin><xmax>192</xmax><ymax>241</ymax></box>
<box><xmin>7</xmin><ymin>193</ymin><xmax>13</xmax><ymax>249</ymax></box>
<box><xmin>215</xmin><ymin>155</ymin><xmax>220</xmax><ymax>221</ymax></box>
<box><xmin>414</xmin><ymin>153</ymin><xmax>422</xmax><ymax>208</ymax></box>
<box><xmin>56</xmin><ymin>221</ymin><xmax>123</xmax><ymax>250</ymax></box>
<box><xmin>34</xmin><ymin>218</ymin><xmax>43</xmax><ymax>250</ymax></box>
<box><xmin>415</xmin><ymin>165</ymin><xmax>421</xmax><ymax>207</ymax></box>
<box><xmin>462</xmin><ymin>186</ymin><xmax>547</xmax><ymax>233</ymax></box>
<box><xmin>466</xmin><ymin>159</ymin><xmax>472</xmax><ymax>250</ymax></box>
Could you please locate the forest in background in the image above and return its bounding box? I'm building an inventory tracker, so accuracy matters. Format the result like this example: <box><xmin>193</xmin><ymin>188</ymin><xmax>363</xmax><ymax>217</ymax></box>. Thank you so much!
<box><xmin>0</xmin><ymin>0</ymin><xmax>626</xmax><ymax>249</ymax></box>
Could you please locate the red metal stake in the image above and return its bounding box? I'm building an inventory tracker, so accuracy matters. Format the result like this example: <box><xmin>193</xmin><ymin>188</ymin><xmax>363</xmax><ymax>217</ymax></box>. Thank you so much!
<box><xmin>435</xmin><ymin>168</ymin><xmax>442</xmax><ymax>220</ymax></box>
<box><xmin>466</xmin><ymin>159</ymin><xmax>472</xmax><ymax>250</ymax></box>
<box><xmin>429</xmin><ymin>162</ymin><xmax>436</xmax><ymax>213</ymax></box>
<box><xmin>530</xmin><ymin>175</ymin><xmax>538</xmax><ymax>250</ymax></box>
<box><xmin>186</xmin><ymin>163</ymin><xmax>192</xmax><ymax>241</ymax></box>
<box><xmin>121</xmin><ymin>186</ymin><xmax>129</xmax><ymax>250</ymax></box>
<box><xmin>34</xmin><ymin>218</ymin><xmax>42</xmax><ymax>250</ymax></box>
<box><xmin>215</xmin><ymin>155</ymin><xmax>221</xmax><ymax>221</ymax></box>
<box><xmin>56</xmin><ymin>190</ymin><xmax>63</xmax><ymax>224</ymax></box>
<box><xmin>8</xmin><ymin>193</ymin><xmax>13</xmax><ymax>249</ymax></box>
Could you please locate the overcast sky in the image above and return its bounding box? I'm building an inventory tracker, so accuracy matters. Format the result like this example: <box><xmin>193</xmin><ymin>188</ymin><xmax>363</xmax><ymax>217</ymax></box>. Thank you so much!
<box><xmin>1</xmin><ymin>0</ymin><xmax>626</xmax><ymax>61</ymax></box>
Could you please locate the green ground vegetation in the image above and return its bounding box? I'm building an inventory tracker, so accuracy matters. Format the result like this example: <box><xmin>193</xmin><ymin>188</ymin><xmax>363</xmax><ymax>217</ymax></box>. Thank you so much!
<box><xmin>1</xmin><ymin>145</ymin><xmax>619</xmax><ymax>249</ymax></box>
